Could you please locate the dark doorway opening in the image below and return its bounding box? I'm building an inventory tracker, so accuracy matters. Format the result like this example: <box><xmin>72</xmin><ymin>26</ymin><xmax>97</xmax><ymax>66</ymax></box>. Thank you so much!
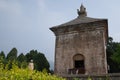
<box><xmin>73</xmin><ymin>54</ymin><xmax>85</xmax><ymax>74</ymax></box>
<box><xmin>74</xmin><ymin>60</ymin><xmax>85</xmax><ymax>74</ymax></box>
<box><xmin>75</xmin><ymin>60</ymin><xmax>84</xmax><ymax>68</ymax></box>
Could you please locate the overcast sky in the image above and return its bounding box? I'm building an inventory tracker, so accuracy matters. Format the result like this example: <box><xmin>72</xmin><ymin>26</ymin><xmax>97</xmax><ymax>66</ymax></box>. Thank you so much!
<box><xmin>0</xmin><ymin>0</ymin><xmax>120</xmax><ymax>69</ymax></box>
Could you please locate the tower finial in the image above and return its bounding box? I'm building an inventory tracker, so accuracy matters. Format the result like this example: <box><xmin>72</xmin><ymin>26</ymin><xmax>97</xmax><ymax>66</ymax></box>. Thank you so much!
<box><xmin>77</xmin><ymin>4</ymin><xmax>87</xmax><ymax>17</ymax></box>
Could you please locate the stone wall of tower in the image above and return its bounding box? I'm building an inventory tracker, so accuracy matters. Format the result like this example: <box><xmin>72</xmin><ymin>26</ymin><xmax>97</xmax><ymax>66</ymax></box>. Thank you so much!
<box><xmin>53</xmin><ymin>20</ymin><xmax>108</xmax><ymax>75</ymax></box>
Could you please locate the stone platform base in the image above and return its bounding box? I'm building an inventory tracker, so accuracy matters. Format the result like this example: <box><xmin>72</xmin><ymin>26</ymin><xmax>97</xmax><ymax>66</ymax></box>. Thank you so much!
<box><xmin>61</xmin><ymin>73</ymin><xmax>120</xmax><ymax>80</ymax></box>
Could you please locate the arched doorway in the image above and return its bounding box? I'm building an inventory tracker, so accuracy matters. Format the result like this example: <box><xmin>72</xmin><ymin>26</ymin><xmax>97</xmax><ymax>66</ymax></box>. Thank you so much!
<box><xmin>73</xmin><ymin>54</ymin><xmax>85</xmax><ymax>74</ymax></box>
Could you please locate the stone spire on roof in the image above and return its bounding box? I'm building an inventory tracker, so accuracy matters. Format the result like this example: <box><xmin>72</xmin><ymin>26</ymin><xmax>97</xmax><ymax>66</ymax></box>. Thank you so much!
<box><xmin>77</xmin><ymin>4</ymin><xmax>87</xmax><ymax>17</ymax></box>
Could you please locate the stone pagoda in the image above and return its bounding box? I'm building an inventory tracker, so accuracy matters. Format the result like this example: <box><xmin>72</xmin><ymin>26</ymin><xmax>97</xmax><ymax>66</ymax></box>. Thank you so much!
<box><xmin>50</xmin><ymin>4</ymin><xmax>108</xmax><ymax>75</ymax></box>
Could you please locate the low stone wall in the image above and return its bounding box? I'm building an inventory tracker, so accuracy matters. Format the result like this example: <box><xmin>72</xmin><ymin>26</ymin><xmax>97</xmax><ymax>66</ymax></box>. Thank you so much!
<box><xmin>62</xmin><ymin>73</ymin><xmax>120</xmax><ymax>80</ymax></box>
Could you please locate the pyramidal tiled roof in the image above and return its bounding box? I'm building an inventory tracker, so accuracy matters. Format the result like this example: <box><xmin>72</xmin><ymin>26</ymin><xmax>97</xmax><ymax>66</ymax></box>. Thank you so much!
<box><xmin>52</xmin><ymin>4</ymin><xmax>106</xmax><ymax>28</ymax></box>
<box><xmin>53</xmin><ymin>16</ymin><xmax>105</xmax><ymax>27</ymax></box>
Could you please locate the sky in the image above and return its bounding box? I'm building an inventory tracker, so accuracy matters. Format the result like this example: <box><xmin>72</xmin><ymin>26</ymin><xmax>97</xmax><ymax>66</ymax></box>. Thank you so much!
<box><xmin>0</xmin><ymin>0</ymin><xmax>120</xmax><ymax>69</ymax></box>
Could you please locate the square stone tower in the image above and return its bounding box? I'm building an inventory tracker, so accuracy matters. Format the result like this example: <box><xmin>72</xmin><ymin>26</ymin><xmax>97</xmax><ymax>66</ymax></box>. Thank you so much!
<box><xmin>50</xmin><ymin>4</ymin><xmax>108</xmax><ymax>75</ymax></box>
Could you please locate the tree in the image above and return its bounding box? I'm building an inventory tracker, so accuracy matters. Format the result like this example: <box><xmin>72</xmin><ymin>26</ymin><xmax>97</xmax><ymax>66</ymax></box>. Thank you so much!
<box><xmin>17</xmin><ymin>53</ymin><xmax>27</xmax><ymax>68</ymax></box>
<box><xmin>0</xmin><ymin>51</ymin><xmax>5</xmax><ymax>59</ymax></box>
<box><xmin>0</xmin><ymin>48</ymin><xmax>50</xmax><ymax>72</ymax></box>
<box><xmin>25</xmin><ymin>50</ymin><xmax>50</xmax><ymax>71</ymax></box>
<box><xmin>111</xmin><ymin>44</ymin><xmax>120</xmax><ymax>66</ymax></box>
<box><xmin>0</xmin><ymin>51</ymin><xmax>6</xmax><ymax>67</ymax></box>
<box><xmin>106</xmin><ymin>37</ymin><xmax>120</xmax><ymax>73</ymax></box>
<box><xmin>6</xmin><ymin>48</ymin><xmax>18</xmax><ymax>70</ymax></box>
<box><xmin>17</xmin><ymin>53</ymin><xmax>26</xmax><ymax>62</ymax></box>
<box><xmin>33</xmin><ymin>52</ymin><xmax>50</xmax><ymax>71</ymax></box>
<box><xmin>6</xmin><ymin>48</ymin><xmax>17</xmax><ymax>61</ymax></box>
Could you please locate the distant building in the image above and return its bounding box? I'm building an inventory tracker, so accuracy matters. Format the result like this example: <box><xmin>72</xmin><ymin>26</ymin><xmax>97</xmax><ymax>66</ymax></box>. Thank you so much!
<box><xmin>50</xmin><ymin>4</ymin><xmax>108</xmax><ymax>75</ymax></box>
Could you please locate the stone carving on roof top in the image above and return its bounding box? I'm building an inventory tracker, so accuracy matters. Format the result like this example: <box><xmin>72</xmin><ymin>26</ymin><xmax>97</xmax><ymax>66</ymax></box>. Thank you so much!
<box><xmin>77</xmin><ymin>4</ymin><xmax>87</xmax><ymax>17</ymax></box>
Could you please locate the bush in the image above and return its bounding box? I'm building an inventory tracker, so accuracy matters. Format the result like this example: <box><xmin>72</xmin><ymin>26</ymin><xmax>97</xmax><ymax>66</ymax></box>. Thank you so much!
<box><xmin>0</xmin><ymin>59</ymin><xmax>65</xmax><ymax>80</ymax></box>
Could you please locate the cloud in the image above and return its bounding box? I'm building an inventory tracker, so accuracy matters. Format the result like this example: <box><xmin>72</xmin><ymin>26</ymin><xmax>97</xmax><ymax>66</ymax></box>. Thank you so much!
<box><xmin>0</xmin><ymin>0</ymin><xmax>37</xmax><ymax>30</ymax></box>
<box><xmin>111</xmin><ymin>33</ymin><xmax>120</xmax><ymax>42</ymax></box>
<box><xmin>37</xmin><ymin>0</ymin><xmax>46</xmax><ymax>10</ymax></box>
<box><xmin>0</xmin><ymin>0</ymin><xmax>22</xmax><ymax>16</ymax></box>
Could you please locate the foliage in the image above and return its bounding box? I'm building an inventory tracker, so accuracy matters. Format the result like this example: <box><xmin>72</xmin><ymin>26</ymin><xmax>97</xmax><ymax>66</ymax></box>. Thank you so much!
<box><xmin>0</xmin><ymin>51</ymin><xmax>5</xmax><ymax>59</ymax></box>
<box><xmin>25</xmin><ymin>50</ymin><xmax>50</xmax><ymax>71</ymax></box>
<box><xmin>0</xmin><ymin>48</ymin><xmax>50</xmax><ymax>72</ymax></box>
<box><xmin>0</xmin><ymin>59</ymin><xmax>65</xmax><ymax>80</ymax></box>
<box><xmin>17</xmin><ymin>53</ymin><xmax>27</xmax><ymax>68</ymax></box>
<box><xmin>17</xmin><ymin>53</ymin><xmax>26</xmax><ymax>62</ymax></box>
<box><xmin>111</xmin><ymin>44</ymin><xmax>120</xmax><ymax>66</ymax></box>
<box><xmin>6</xmin><ymin>48</ymin><xmax>17</xmax><ymax>61</ymax></box>
<box><xmin>0</xmin><ymin>51</ymin><xmax>5</xmax><ymax>63</ymax></box>
<box><xmin>106</xmin><ymin>37</ymin><xmax>120</xmax><ymax>72</ymax></box>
